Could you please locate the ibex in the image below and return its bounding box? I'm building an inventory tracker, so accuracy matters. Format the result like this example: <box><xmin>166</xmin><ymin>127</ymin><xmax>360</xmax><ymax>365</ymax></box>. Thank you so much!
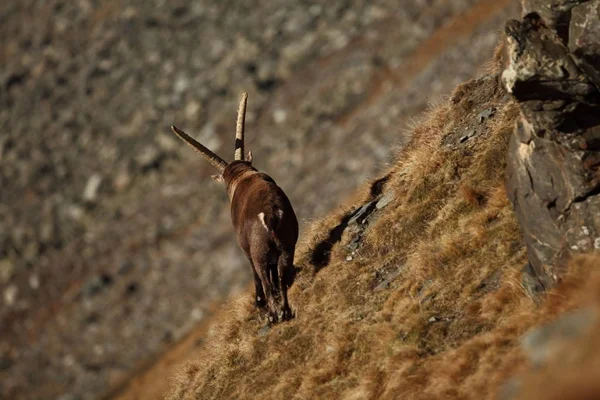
<box><xmin>171</xmin><ymin>93</ymin><xmax>298</xmax><ymax>322</ymax></box>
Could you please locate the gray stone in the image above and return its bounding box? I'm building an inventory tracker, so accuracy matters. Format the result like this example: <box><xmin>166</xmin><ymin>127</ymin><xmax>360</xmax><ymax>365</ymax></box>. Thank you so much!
<box><xmin>373</xmin><ymin>267</ymin><xmax>402</xmax><ymax>292</ymax></box>
<box><xmin>503</xmin><ymin>11</ymin><xmax>600</xmax><ymax>284</ymax></box>
<box><xmin>376</xmin><ymin>190</ymin><xmax>396</xmax><ymax>210</ymax></box>
<box><xmin>569</xmin><ymin>0</ymin><xmax>600</xmax><ymax>90</ymax></box>
<box><xmin>258</xmin><ymin>325</ymin><xmax>270</xmax><ymax>337</ymax></box>
<box><xmin>4</xmin><ymin>285</ymin><xmax>18</xmax><ymax>306</ymax></box>
<box><xmin>521</xmin><ymin>263</ymin><xmax>547</xmax><ymax>299</ymax></box>
<box><xmin>83</xmin><ymin>174</ymin><xmax>102</xmax><ymax>202</ymax></box>
<box><xmin>521</xmin><ymin>308</ymin><xmax>597</xmax><ymax>367</ymax></box>
<box><xmin>522</xmin><ymin>0</ymin><xmax>588</xmax><ymax>34</ymax></box>
<box><xmin>29</xmin><ymin>274</ymin><xmax>40</xmax><ymax>290</ymax></box>
<box><xmin>83</xmin><ymin>274</ymin><xmax>113</xmax><ymax>297</ymax></box>
<box><xmin>348</xmin><ymin>200</ymin><xmax>377</xmax><ymax>226</ymax></box>
<box><xmin>135</xmin><ymin>146</ymin><xmax>161</xmax><ymax>169</ymax></box>
<box><xmin>477</xmin><ymin>108</ymin><xmax>495</xmax><ymax>123</ymax></box>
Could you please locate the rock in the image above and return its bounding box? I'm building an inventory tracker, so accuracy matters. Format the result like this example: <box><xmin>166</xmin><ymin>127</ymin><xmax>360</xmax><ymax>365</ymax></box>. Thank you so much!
<box><xmin>503</xmin><ymin>9</ymin><xmax>600</xmax><ymax>285</ymax></box>
<box><xmin>376</xmin><ymin>190</ymin><xmax>395</xmax><ymax>210</ymax></box>
<box><xmin>190</xmin><ymin>308</ymin><xmax>204</xmax><ymax>321</ymax></box>
<box><xmin>4</xmin><ymin>284</ymin><xmax>18</xmax><ymax>306</ymax></box>
<box><xmin>569</xmin><ymin>0</ymin><xmax>600</xmax><ymax>89</ymax></box>
<box><xmin>66</xmin><ymin>204</ymin><xmax>85</xmax><ymax>222</ymax></box>
<box><xmin>184</xmin><ymin>101</ymin><xmax>201</xmax><ymax>120</ymax></box>
<box><xmin>428</xmin><ymin>316</ymin><xmax>437</xmax><ymax>323</ymax></box>
<box><xmin>521</xmin><ymin>308</ymin><xmax>597</xmax><ymax>367</ymax></box>
<box><xmin>348</xmin><ymin>200</ymin><xmax>377</xmax><ymax>225</ymax></box>
<box><xmin>345</xmin><ymin>255</ymin><xmax>353</xmax><ymax>262</ymax></box>
<box><xmin>83</xmin><ymin>274</ymin><xmax>113</xmax><ymax>297</ymax></box>
<box><xmin>0</xmin><ymin>258</ymin><xmax>15</xmax><ymax>284</ymax></box>
<box><xmin>373</xmin><ymin>267</ymin><xmax>402</xmax><ymax>292</ymax></box>
<box><xmin>521</xmin><ymin>263</ymin><xmax>547</xmax><ymax>299</ymax></box>
<box><xmin>346</xmin><ymin>237</ymin><xmax>360</xmax><ymax>252</ymax></box>
<box><xmin>258</xmin><ymin>325</ymin><xmax>270</xmax><ymax>337</ymax></box>
<box><xmin>272</xmin><ymin>109</ymin><xmax>287</xmax><ymax>124</ymax></box>
<box><xmin>477</xmin><ymin>108</ymin><xmax>495</xmax><ymax>123</ymax></box>
<box><xmin>173</xmin><ymin>75</ymin><xmax>189</xmax><ymax>94</ymax></box>
<box><xmin>521</xmin><ymin>0</ymin><xmax>588</xmax><ymax>37</ymax></box>
<box><xmin>503</xmin><ymin>15</ymin><xmax>597</xmax><ymax>106</ymax></box>
<box><xmin>135</xmin><ymin>146</ymin><xmax>161</xmax><ymax>170</ymax></box>
<box><xmin>83</xmin><ymin>174</ymin><xmax>103</xmax><ymax>202</ymax></box>
<box><xmin>29</xmin><ymin>274</ymin><xmax>40</xmax><ymax>290</ymax></box>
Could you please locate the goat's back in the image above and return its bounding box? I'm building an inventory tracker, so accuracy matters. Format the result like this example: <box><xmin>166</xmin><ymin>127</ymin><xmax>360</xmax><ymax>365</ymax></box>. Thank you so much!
<box><xmin>230</xmin><ymin>173</ymin><xmax>298</xmax><ymax>255</ymax></box>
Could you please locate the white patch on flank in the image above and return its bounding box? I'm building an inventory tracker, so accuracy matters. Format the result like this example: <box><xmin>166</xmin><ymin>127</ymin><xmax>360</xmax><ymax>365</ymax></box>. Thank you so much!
<box><xmin>258</xmin><ymin>212</ymin><xmax>268</xmax><ymax>231</ymax></box>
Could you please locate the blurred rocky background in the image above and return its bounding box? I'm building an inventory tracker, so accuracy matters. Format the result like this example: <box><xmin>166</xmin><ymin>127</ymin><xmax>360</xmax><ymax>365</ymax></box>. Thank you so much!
<box><xmin>0</xmin><ymin>0</ymin><xmax>518</xmax><ymax>398</ymax></box>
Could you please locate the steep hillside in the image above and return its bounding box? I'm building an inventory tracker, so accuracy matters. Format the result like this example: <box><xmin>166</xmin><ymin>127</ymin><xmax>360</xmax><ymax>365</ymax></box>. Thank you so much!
<box><xmin>0</xmin><ymin>1</ymin><xmax>519</xmax><ymax>398</ymax></box>
<box><xmin>166</xmin><ymin>47</ymin><xmax>600</xmax><ymax>399</ymax></box>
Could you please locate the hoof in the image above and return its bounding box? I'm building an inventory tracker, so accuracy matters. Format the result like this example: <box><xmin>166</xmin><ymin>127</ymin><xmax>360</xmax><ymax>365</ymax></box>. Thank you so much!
<box><xmin>255</xmin><ymin>297</ymin><xmax>267</xmax><ymax>310</ymax></box>
<box><xmin>282</xmin><ymin>307</ymin><xmax>294</xmax><ymax>321</ymax></box>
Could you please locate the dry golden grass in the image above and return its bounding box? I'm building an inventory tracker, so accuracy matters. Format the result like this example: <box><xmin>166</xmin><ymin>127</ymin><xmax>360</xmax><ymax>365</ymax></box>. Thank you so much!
<box><xmin>166</xmin><ymin>52</ymin><xmax>600</xmax><ymax>400</ymax></box>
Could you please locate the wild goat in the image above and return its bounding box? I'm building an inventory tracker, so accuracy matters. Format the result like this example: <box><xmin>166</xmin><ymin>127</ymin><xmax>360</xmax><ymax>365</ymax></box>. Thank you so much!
<box><xmin>171</xmin><ymin>93</ymin><xmax>298</xmax><ymax>322</ymax></box>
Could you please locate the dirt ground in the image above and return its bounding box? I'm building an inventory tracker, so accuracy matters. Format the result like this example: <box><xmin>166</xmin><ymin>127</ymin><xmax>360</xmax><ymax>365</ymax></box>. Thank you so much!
<box><xmin>0</xmin><ymin>0</ymin><xmax>518</xmax><ymax>398</ymax></box>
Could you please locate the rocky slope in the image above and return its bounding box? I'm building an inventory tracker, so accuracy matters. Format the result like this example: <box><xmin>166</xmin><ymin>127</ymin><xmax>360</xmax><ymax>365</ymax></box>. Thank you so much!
<box><xmin>166</xmin><ymin>0</ymin><xmax>600</xmax><ymax>399</ymax></box>
<box><xmin>0</xmin><ymin>0</ymin><xmax>518</xmax><ymax>399</ymax></box>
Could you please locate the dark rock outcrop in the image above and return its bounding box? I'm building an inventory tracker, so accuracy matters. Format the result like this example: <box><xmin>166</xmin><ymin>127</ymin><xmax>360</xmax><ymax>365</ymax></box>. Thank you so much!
<box><xmin>503</xmin><ymin>0</ymin><xmax>600</xmax><ymax>288</ymax></box>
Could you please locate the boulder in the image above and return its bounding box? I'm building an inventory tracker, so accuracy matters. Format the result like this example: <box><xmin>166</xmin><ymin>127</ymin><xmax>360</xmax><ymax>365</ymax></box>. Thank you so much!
<box><xmin>569</xmin><ymin>0</ymin><xmax>600</xmax><ymax>90</ymax></box>
<box><xmin>503</xmin><ymin>5</ymin><xmax>600</xmax><ymax>287</ymax></box>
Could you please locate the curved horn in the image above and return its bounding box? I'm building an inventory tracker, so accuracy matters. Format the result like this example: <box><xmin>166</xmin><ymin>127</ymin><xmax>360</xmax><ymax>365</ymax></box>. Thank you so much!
<box><xmin>171</xmin><ymin>125</ymin><xmax>227</xmax><ymax>172</ymax></box>
<box><xmin>234</xmin><ymin>92</ymin><xmax>248</xmax><ymax>160</ymax></box>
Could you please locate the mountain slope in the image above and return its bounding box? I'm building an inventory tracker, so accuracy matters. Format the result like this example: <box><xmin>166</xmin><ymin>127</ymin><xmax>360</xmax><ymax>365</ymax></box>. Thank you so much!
<box><xmin>0</xmin><ymin>1</ymin><xmax>518</xmax><ymax>398</ymax></box>
<box><xmin>166</xmin><ymin>49</ymin><xmax>522</xmax><ymax>399</ymax></box>
<box><xmin>166</xmin><ymin>43</ymin><xmax>600</xmax><ymax>398</ymax></box>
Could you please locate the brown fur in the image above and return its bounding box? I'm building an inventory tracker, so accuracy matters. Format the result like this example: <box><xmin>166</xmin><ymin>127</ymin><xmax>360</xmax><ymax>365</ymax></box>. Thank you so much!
<box><xmin>221</xmin><ymin>161</ymin><xmax>299</xmax><ymax>322</ymax></box>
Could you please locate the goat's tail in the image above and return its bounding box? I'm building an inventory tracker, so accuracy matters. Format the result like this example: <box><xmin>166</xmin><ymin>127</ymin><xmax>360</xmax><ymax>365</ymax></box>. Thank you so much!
<box><xmin>258</xmin><ymin>208</ymin><xmax>284</xmax><ymax>249</ymax></box>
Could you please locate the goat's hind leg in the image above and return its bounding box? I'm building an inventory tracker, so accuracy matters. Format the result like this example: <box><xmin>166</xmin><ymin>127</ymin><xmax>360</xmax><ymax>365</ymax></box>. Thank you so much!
<box><xmin>245</xmin><ymin>256</ymin><xmax>266</xmax><ymax>310</ymax></box>
<box><xmin>253</xmin><ymin>255</ymin><xmax>279</xmax><ymax>323</ymax></box>
<box><xmin>277</xmin><ymin>251</ymin><xmax>294</xmax><ymax>321</ymax></box>
<box><xmin>252</xmin><ymin>267</ymin><xmax>267</xmax><ymax>310</ymax></box>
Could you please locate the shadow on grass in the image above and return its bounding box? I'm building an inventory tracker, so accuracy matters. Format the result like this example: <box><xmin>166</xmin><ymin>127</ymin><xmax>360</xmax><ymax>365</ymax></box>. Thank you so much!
<box><xmin>309</xmin><ymin>174</ymin><xmax>391</xmax><ymax>273</ymax></box>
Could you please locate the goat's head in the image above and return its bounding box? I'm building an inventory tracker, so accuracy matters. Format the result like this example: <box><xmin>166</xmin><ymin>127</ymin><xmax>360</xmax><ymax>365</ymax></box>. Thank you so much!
<box><xmin>171</xmin><ymin>93</ymin><xmax>254</xmax><ymax>191</ymax></box>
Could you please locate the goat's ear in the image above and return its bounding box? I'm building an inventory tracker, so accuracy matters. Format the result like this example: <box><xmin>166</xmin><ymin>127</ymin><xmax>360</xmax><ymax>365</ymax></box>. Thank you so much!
<box><xmin>246</xmin><ymin>151</ymin><xmax>253</xmax><ymax>164</ymax></box>
<box><xmin>211</xmin><ymin>174</ymin><xmax>224</xmax><ymax>183</ymax></box>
